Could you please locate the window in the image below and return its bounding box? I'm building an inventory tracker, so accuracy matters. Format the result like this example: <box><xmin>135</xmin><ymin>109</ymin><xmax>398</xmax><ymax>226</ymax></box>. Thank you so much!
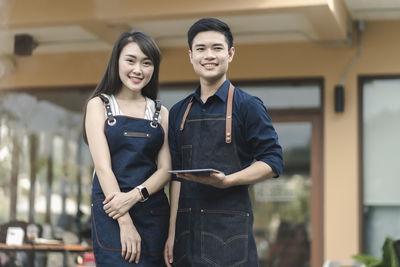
<box><xmin>0</xmin><ymin>88</ymin><xmax>93</xmax><ymax>240</ymax></box>
<box><xmin>362</xmin><ymin>77</ymin><xmax>400</xmax><ymax>257</ymax></box>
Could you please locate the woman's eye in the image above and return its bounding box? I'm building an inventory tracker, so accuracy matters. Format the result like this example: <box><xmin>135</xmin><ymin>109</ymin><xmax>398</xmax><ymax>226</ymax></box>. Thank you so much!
<box><xmin>143</xmin><ymin>61</ymin><xmax>153</xmax><ymax>66</ymax></box>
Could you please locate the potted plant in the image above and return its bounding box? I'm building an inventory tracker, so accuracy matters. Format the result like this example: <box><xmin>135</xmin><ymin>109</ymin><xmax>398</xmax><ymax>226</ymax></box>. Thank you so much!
<box><xmin>353</xmin><ymin>237</ymin><xmax>400</xmax><ymax>267</ymax></box>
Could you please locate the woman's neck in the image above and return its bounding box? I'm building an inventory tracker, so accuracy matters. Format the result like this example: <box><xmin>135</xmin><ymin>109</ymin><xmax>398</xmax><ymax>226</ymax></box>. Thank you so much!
<box><xmin>115</xmin><ymin>87</ymin><xmax>145</xmax><ymax>102</ymax></box>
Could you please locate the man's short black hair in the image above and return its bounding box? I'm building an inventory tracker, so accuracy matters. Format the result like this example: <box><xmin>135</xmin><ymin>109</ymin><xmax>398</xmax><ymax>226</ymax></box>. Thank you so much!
<box><xmin>187</xmin><ymin>18</ymin><xmax>233</xmax><ymax>50</ymax></box>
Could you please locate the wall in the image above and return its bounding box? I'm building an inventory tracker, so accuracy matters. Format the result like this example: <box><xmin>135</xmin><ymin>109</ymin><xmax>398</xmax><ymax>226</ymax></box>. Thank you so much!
<box><xmin>1</xmin><ymin>20</ymin><xmax>400</xmax><ymax>260</ymax></box>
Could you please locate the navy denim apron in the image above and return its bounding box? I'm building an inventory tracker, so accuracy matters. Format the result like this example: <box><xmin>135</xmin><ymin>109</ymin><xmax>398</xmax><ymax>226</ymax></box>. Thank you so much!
<box><xmin>91</xmin><ymin>95</ymin><xmax>169</xmax><ymax>266</ymax></box>
<box><xmin>174</xmin><ymin>85</ymin><xmax>259</xmax><ymax>267</ymax></box>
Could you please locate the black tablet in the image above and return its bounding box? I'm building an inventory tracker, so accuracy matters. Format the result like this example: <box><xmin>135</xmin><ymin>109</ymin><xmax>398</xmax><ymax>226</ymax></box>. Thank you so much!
<box><xmin>168</xmin><ymin>168</ymin><xmax>219</xmax><ymax>176</ymax></box>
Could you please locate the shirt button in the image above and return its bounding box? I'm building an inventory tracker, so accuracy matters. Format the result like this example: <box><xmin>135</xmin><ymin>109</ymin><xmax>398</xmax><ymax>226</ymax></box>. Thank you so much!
<box><xmin>202</xmin><ymin>108</ymin><xmax>206</xmax><ymax>112</ymax></box>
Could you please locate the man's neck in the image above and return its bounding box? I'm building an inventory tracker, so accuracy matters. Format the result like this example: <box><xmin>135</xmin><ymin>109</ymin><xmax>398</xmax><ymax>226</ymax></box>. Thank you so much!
<box><xmin>199</xmin><ymin>76</ymin><xmax>226</xmax><ymax>103</ymax></box>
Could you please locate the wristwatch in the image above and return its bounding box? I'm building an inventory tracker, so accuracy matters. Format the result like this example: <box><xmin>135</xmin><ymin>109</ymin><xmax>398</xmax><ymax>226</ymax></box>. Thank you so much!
<box><xmin>135</xmin><ymin>185</ymin><xmax>149</xmax><ymax>202</ymax></box>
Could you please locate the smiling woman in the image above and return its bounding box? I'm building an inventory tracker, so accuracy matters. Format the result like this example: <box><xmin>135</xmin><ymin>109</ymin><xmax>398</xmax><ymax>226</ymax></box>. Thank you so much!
<box><xmin>83</xmin><ymin>30</ymin><xmax>171</xmax><ymax>267</ymax></box>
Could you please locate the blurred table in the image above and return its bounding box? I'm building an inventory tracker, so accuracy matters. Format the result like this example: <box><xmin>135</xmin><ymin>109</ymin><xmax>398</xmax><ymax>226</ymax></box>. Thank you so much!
<box><xmin>0</xmin><ymin>243</ymin><xmax>92</xmax><ymax>267</ymax></box>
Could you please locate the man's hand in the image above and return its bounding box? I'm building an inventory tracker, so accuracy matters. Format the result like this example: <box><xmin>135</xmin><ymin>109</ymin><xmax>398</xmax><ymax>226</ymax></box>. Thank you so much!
<box><xmin>164</xmin><ymin>233</ymin><xmax>175</xmax><ymax>267</ymax></box>
<box><xmin>176</xmin><ymin>171</ymin><xmax>230</xmax><ymax>188</ymax></box>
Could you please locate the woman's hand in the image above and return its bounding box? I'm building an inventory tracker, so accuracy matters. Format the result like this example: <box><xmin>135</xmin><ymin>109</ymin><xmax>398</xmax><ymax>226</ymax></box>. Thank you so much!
<box><xmin>103</xmin><ymin>191</ymin><xmax>140</xmax><ymax>219</ymax></box>
<box><xmin>119</xmin><ymin>218</ymin><xmax>141</xmax><ymax>264</ymax></box>
<box><xmin>164</xmin><ymin>234</ymin><xmax>175</xmax><ymax>267</ymax></box>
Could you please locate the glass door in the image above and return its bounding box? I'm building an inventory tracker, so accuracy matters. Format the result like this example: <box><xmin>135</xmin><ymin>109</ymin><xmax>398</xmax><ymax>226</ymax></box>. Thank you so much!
<box><xmin>253</xmin><ymin>113</ymin><xmax>323</xmax><ymax>267</ymax></box>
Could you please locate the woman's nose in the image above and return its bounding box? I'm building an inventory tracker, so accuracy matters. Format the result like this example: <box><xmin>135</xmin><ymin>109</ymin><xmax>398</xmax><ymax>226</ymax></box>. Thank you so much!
<box><xmin>131</xmin><ymin>63</ymin><xmax>142</xmax><ymax>74</ymax></box>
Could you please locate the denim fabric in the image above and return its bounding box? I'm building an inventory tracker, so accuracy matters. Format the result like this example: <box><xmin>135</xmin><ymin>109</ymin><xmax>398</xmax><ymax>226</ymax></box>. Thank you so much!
<box><xmin>169</xmin><ymin>79</ymin><xmax>283</xmax><ymax>181</ymax></box>
<box><xmin>91</xmin><ymin>116</ymin><xmax>168</xmax><ymax>266</ymax></box>
<box><xmin>173</xmin><ymin>89</ymin><xmax>259</xmax><ymax>267</ymax></box>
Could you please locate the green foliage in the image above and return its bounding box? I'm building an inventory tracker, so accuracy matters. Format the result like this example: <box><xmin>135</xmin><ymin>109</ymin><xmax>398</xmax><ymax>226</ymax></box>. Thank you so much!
<box><xmin>353</xmin><ymin>238</ymin><xmax>400</xmax><ymax>267</ymax></box>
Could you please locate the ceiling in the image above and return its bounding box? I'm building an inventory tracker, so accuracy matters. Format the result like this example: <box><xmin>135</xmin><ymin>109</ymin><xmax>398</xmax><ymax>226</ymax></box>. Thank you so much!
<box><xmin>1</xmin><ymin>0</ymin><xmax>400</xmax><ymax>56</ymax></box>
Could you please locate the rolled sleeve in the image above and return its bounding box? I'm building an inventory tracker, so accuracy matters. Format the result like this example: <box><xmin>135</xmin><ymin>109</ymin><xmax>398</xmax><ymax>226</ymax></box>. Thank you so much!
<box><xmin>242</xmin><ymin>96</ymin><xmax>283</xmax><ymax>177</ymax></box>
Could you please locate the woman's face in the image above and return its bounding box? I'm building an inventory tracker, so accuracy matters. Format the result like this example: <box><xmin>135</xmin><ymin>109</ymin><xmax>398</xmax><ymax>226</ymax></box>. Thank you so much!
<box><xmin>118</xmin><ymin>42</ymin><xmax>154</xmax><ymax>93</ymax></box>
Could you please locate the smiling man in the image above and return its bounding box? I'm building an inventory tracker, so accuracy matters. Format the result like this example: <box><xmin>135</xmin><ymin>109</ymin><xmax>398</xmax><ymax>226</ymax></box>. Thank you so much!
<box><xmin>164</xmin><ymin>18</ymin><xmax>283</xmax><ymax>267</ymax></box>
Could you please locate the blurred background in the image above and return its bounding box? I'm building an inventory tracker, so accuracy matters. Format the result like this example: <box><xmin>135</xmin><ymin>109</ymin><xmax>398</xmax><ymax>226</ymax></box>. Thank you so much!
<box><xmin>0</xmin><ymin>0</ymin><xmax>400</xmax><ymax>266</ymax></box>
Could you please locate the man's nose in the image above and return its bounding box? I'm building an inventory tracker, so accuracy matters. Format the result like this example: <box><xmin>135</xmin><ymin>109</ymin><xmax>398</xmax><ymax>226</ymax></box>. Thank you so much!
<box><xmin>205</xmin><ymin>48</ymin><xmax>216</xmax><ymax>58</ymax></box>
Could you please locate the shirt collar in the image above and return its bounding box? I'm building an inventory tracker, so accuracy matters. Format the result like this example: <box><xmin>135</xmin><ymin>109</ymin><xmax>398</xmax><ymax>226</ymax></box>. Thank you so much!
<box><xmin>193</xmin><ymin>79</ymin><xmax>231</xmax><ymax>103</ymax></box>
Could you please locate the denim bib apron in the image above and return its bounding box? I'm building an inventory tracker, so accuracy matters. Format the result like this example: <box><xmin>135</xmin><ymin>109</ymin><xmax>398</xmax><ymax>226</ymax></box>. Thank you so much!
<box><xmin>91</xmin><ymin>95</ymin><xmax>169</xmax><ymax>266</ymax></box>
<box><xmin>174</xmin><ymin>85</ymin><xmax>259</xmax><ymax>267</ymax></box>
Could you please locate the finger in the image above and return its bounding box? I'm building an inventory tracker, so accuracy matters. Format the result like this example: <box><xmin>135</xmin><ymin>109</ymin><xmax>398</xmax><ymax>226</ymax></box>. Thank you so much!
<box><xmin>103</xmin><ymin>193</ymin><xmax>115</xmax><ymax>204</ymax></box>
<box><xmin>164</xmin><ymin>245</ymin><xmax>170</xmax><ymax>266</ymax></box>
<box><xmin>181</xmin><ymin>174</ymin><xmax>194</xmax><ymax>181</ymax></box>
<box><xmin>129</xmin><ymin>243</ymin><xmax>136</xmax><ymax>263</ymax></box>
<box><xmin>121</xmin><ymin>241</ymin><xmax>126</xmax><ymax>258</ymax></box>
<box><xmin>125</xmin><ymin>242</ymin><xmax>132</xmax><ymax>261</ymax></box>
<box><xmin>135</xmin><ymin>240</ymin><xmax>141</xmax><ymax>264</ymax></box>
<box><xmin>112</xmin><ymin>213</ymin><xmax>121</xmax><ymax>220</ymax></box>
<box><xmin>103</xmin><ymin>203</ymin><xmax>109</xmax><ymax>210</ymax></box>
<box><xmin>168</xmin><ymin>244</ymin><xmax>174</xmax><ymax>264</ymax></box>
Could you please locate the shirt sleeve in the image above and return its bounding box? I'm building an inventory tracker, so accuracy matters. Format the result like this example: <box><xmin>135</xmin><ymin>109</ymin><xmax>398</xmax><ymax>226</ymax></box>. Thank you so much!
<box><xmin>168</xmin><ymin>106</ymin><xmax>184</xmax><ymax>182</ymax></box>
<box><xmin>242</xmin><ymin>96</ymin><xmax>283</xmax><ymax>177</ymax></box>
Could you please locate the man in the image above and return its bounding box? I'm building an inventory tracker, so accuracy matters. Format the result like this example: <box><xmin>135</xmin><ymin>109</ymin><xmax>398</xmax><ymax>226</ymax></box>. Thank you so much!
<box><xmin>164</xmin><ymin>18</ymin><xmax>283</xmax><ymax>267</ymax></box>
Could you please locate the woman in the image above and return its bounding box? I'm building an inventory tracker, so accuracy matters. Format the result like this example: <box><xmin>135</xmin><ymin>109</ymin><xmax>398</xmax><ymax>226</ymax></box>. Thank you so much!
<box><xmin>83</xmin><ymin>31</ymin><xmax>171</xmax><ymax>266</ymax></box>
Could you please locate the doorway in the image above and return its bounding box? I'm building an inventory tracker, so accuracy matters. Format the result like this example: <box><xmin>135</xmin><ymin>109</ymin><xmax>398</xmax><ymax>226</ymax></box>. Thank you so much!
<box><xmin>253</xmin><ymin>111</ymin><xmax>323</xmax><ymax>267</ymax></box>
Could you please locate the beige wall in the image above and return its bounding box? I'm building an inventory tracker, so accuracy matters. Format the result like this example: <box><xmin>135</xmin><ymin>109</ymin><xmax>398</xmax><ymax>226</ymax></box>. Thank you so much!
<box><xmin>1</xmin><ymin>20</ymin><xmax>400</xmax><ymax>261</ymax></box>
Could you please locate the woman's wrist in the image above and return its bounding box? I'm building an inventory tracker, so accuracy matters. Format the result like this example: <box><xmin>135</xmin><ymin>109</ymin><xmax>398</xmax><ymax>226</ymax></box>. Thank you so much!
<box><xmin>129</xmin><ymin>188</ymin><xmax>143</xmax><ymax>203</ymax></box>
<box><xmin>117</xmin><ymin>214</ymin><xmax>132</xmax><ymax>226</ymax></box>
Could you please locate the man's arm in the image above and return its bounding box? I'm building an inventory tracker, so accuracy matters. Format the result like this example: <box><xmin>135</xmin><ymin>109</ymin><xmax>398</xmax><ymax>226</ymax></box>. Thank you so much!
<box><xmin>177</xmin><ymin>95</ymin><xmax>283</xmax><ymax>188</ymax></box>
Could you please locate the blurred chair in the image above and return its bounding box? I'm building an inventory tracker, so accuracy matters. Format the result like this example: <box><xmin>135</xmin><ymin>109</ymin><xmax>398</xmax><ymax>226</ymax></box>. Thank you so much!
<box><xmin>0</xmin><ymin>221</ymin><xmax>44</xmax><ymax>267</ymax></box>
<box><xmin>322</xmin><ymin>259</ymin><xmax>366</xmax><ymax>267</ymax></box>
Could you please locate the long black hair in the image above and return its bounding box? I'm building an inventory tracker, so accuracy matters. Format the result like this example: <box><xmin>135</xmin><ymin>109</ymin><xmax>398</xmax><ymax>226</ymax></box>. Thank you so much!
<box><xmin>82</xmin><ymin>31</ymin><xmax>161</xmax><ymax>142</ymax></box>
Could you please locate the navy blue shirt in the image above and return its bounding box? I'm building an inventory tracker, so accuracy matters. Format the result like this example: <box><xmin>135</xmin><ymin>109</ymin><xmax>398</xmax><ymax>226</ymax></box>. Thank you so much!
<box><xmin>168</xmin><ymin>79</ymin><xmax>283</xmax><ymax>181</ymax></box>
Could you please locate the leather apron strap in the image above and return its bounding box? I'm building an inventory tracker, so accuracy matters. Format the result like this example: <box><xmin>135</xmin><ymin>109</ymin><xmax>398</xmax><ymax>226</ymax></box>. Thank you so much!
<box><xmin>225</xmin><ymin>83</ymin><xmax>234</xmax><ymax>143</ymax></box>
<box><xmin>180</xmin><ymin>84</ymin><xmax>235</xmax><ymax>144</ymax></box>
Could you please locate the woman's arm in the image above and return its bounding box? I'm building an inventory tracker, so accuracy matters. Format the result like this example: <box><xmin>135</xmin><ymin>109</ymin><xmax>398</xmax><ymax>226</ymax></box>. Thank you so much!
<box><xmin>85</xmin><ymin>97</ymin><xmax>141</xmax><ymax>263</ymax></box>
<box><xmin>103</xmin><ymin>105</ymin><xmax>172</xmax><ymax>219</ymax></box>
<box><xmin>164</xmin><ymin>180</ymin><xmax>181</xmax><ymax>267</ymax></box>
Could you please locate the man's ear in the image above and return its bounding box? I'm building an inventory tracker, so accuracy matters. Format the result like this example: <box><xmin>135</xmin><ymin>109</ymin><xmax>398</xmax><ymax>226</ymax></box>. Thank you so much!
<box><xmin>188</xmin><ymin>49</ymin><xmax>193</xmax><ymax>64</ymax></box>
<box><xmin>228</xmin><ymin>46</ymin><xmax>235</xmax><ymax>62</ymax></box>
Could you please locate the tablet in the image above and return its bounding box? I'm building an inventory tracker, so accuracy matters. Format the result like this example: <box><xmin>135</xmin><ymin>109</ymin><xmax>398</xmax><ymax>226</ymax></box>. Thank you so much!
<box><xmin>168</xmin><ymin>168</ymin><xmax>219</xmax><ymax>176</ymax></box>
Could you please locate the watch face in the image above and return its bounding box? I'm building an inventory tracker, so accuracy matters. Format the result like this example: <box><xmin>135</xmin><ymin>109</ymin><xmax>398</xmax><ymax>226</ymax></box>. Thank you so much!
<box><xmin>141</xmin><ymin>187</ymin><xmax>149</xmax><ymax>199</ymax></box>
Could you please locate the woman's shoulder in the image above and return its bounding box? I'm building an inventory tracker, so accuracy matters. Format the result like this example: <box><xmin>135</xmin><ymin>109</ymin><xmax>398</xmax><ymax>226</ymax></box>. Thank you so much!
<box><xmin>87</xmin><ymin>96</ymin><xmax>103</xmax><ymax>108</ymax></box>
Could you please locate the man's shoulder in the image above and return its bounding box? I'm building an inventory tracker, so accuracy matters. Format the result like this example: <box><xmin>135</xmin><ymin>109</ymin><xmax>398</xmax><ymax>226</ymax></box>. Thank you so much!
<box><xmin>170</xmin><ymin>93</ymin><xmax>195</xmax><ymax>115</ymax></box>
<box><xmin>233</xmin><ymin>86</ymin><xmax>260</xmax><ymax>105</ymax></box>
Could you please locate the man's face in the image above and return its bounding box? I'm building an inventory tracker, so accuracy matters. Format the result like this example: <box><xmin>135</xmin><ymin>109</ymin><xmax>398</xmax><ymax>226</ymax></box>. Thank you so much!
<box><xmin>189</xmin><ymin>31</ymin><xmax>234</xmax><ymax>84</ymax></box>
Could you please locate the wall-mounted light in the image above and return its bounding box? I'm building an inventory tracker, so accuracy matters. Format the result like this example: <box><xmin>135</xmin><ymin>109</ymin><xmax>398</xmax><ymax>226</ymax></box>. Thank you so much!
<box><xmin>334</xmin><ymin>84</ymin><xmax>344</xmax><ymax>113</ymax></box>
<box><xmin>334</xmin><ymin>20</ymin><xmax>364</xmax><ymax>114</ymax></box>
<box><xmin>14</xmin><ymin>34</ymin><xmax>38</xmax><ymax>56</ymax></box>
